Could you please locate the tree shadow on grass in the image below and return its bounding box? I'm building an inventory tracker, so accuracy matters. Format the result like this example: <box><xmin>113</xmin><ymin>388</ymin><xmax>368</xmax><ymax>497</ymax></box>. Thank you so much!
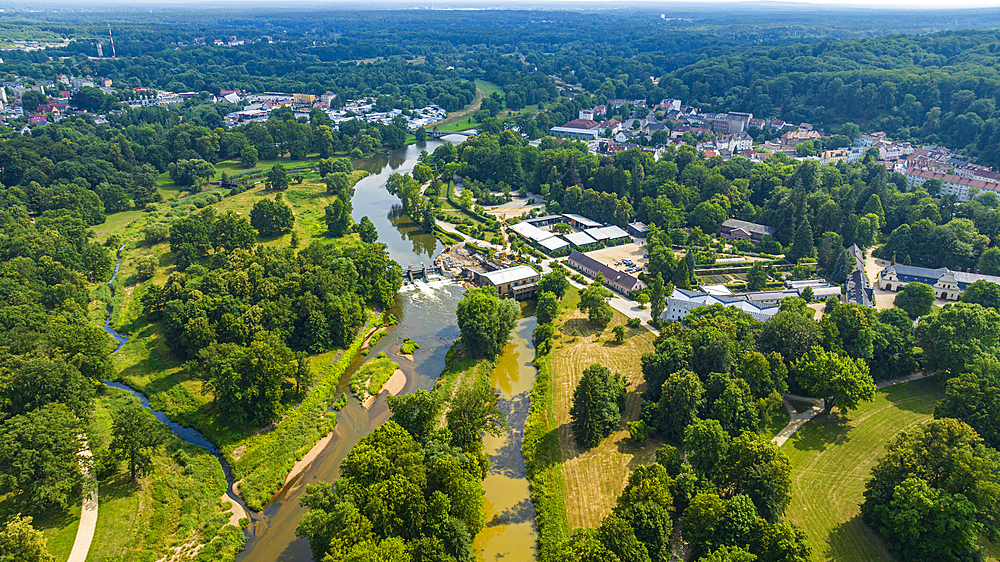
<box><xmin>560</xmin><ymin>317</ymin><xmax>603</xmax><ymax>339</ymax></box>
<box><xmin>826</xmin><ymin>515</ymin><xmax>892</xmax><ymax>562</ymax></box>
<box><xmin>788</xmin><ymin>412</ymin><xmax>853</xmax><ymax>453</ymax></box>
<box><xmin>98</xmin><ymin>472</ymin><xmax>141</xmax><ymax>502</ymax></box>
<box><xmin>880</xmin><ymin>376</ymin><xmax>945</xmax><ymax>416</ymax></box>
<box><xmin>619</xmin><ymin>433</ymin><xmax>668</xmax><ymax>470</ymax></box>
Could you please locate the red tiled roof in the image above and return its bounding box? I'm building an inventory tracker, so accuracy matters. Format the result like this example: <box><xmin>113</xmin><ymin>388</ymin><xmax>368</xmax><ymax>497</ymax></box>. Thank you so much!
<box><xmin>561</xmin><ymin>118</ymin><xmax>600</xmax><ymax>130</ymax></box>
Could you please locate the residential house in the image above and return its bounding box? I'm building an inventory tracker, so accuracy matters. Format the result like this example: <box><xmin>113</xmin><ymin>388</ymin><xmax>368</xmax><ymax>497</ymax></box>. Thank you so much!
<box><xmin>780</xmin><ymin>130</ymin><xmax>821</xmax><ymax>147</ymax></box>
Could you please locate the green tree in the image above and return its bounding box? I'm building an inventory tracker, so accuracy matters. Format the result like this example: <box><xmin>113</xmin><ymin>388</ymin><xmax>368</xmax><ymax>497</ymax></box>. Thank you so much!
<box><xmin>386</xmin><ymin>389</ymin><xmax>444</xmax><ymax>443</ymax></box>
<box><xmin>746</xmin><ymin>262</ymin><xmax>767</xmax><ymax>291</ymax></box>
<box><xmin>649</xmin><ymin>273</ymin><xmax>666</xmax><ymax>323</ymax></box>
<box><xmin>672</xmin><ymin>257</ymin><xmax>692</xmax><ymax>290</ymax></box>
<box><xmin>324</xmin><ymin>171</ymin><xmax>351</xmax><ymax>195</ymax></box>
<box><xmin>822</xmin><ymin>302</ymin><xmax>874</xmax><ymax>360</ymax></box>
<box><xmin>357</xmin><ymin>216</ymin><xmax>378</xmax><ymax>244</ymax></box>
<box><xmin>455</xmin><ymin>287</ymin><xmax>519</xmax><ymax>359</ymax></box>
<box><xmin>719</xmin><ymin>432</ymin><xmax>792</xmax><ymax>522</ymax></box>
<box><xmin>538</xmin><ymin>267</ymin><xmax>569</xmax><ymax>299</ymax></box>
<box><xmin>579</xmin><ymin>274</ymin><xmax>614</xmax><ymax>328</ymax></box>
<box><xmin>915</xmin><ymin>302</ymin><xmax>1000</xmax><ymax>375</ymax></box>
<box><xmin>0</xmin><ymin>353</ymin><xmax>94</xmax><ymax>419</ymax></box>
<box><xmin>0</xmin><ymin>514</ymin><xmax>56</xmax><ymax>562</ymax></box>
<box><xmin>0</xmin><ymin>403</ymin><xmax>84</xmax><ymax>511</ymax></box>
<box><xmin>786</xmin><ymin>217</ymin><xmax>815</xmax><ymax>262</ymax></box>
<box><xmin>756</xmin><ymin>310</ymin><xmax>821</xmax><ymax>364</ymax></box>
<box><xmin>800</xmin><ymin>286</ymin><xmax>814</xmax><ymax>302</ymax></box>
<box><xmin>894</xmin><ymin>282</ymin><xmax>934</xmax><ymax>318</ymax></box>
<box><xmin>325</xmin><ymin>197</ymin><xmax>352</xmax><ymax>237</ymax></box>
<box><xmin>978</xmin><ymin>247</ymin><xmax>1000</xmax><ymax>276</ymax></box>
<box><xmin>861</xmin><ymin>419</ymin><xmax>998</xmax><ymax>562</ymax></box>
<box><xmin>239</xmin><ymin>145</ymin><xmax>259</xmax><ymax>168</ymax></box>
<box><xmin>570</xmin><ymin>364</ymin><xmax>628</xmax><ymax>448</ymax></box>
<box><xmin>862</xmin><ymin>194</ymin><xmax>885</xmax><ymax>229</ymax></box>
<box><xmin>536</xmin><ymin>291</ymin><xmax>559</xmax><ymax>325</ymax></box>
<box><xmin>109</xmin><ymin>396</ymin><xmax>165</xmax><ymax>481</ymax></box>
<box><xmin>934</xmin><ymin>356</ymin><xmax>1000</xmax><ymax>449</ymax></box>
<box><xmin>21</xmin><ymin>90</ymin><xmax>48</xmax><ymax>113</ymax></box>
<box><xmin>613</xmin><ymin>324</ymin><xmax>627</xmax><ymax>343</ymax></box>
<box><xmin>267</xmin><ymin>163</ymin><xmax>289</xmax><ymax>191</ymax></box>
<box><xmin>415</xmin><ymin>127</ymin><xmax>427</xmax><ymax>142</ymax></box>
<box><xmin>654</xmin><ymin>369</ymin><xmax>705</xmax><ymax>441</ymax></box>
<box><xmin>211</xmin><ymin>211</ymin><xmax>256</xmax><ymax>252</ymax></box>
<box><xmin>250</xmin><ymin>195</ymin><xmax>295</xmax><ymax>236</ymax></box>
<box><xmin>684</xmin><ymin>418</ymin><xmax>729</xmax><ymax>480</ymax></box>
<box><xmin>446</xmin><ymin>375</ymin><xmax>508</xmax><ymax>452</ymax></box>
<box><xmin>697</xmin><ymin>546</ymin><xmax>757</xmax><ymax>562</ymax></box>
<box><xmin>198</xmin><ymin>332</ymin><xmax>296</xmax><ymax>425</ymax></box>
<box><xmin>960</xmin><ymin>279</ymin><xmax>1000</xmax><ymax>309</ymax></box>
<box><xmin>791</xmin><ymin>346</ymin><xmax>875</xmax><ymax>414</ymax></box>
<box><xmin>598</xmin><ymin>513</ymin><xmax>652</xmax><ymax>562</ymax></box>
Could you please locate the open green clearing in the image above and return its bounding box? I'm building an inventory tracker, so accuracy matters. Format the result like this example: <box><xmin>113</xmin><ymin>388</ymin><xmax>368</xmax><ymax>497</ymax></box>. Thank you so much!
<box><xmin>783</xmin><ymin>378</ymin><xmax>945</xmax><ymax>562</ymax></box>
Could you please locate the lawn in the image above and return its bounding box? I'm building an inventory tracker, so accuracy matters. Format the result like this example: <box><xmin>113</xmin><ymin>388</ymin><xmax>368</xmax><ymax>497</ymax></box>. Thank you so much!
<box><xmin>782</xmin><ymin>377</ymin><xmax>945</xmax><ymax>562</ymax></box>
<box><xmin>0</xmin><ymin>494</ymin><xmax>80</xmax><ymax>562</ymax></box>
<box><xmin>549</xmin><ymin>288</ymin><xmax>660</xmax><ymax>529</ymax></box>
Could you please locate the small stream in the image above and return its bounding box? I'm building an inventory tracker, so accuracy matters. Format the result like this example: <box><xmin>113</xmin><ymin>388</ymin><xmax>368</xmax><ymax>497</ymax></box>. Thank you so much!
<box><xmin>100</xmin><ymin>245</ymin><xmax>260</xmax><ymax>525</ymax></box>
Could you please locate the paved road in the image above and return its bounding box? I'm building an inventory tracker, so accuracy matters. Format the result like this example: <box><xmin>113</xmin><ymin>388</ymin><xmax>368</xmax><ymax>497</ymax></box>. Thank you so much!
<box><xmin>67</xmin><ymin>441</ymin><xmax>98</xmax><ymax>562</ymax></box>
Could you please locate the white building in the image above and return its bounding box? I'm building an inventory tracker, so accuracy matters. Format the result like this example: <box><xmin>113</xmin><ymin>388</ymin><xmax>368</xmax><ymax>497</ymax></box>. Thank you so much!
<box><xmin>661</xmin><ymin>287</ymin><xmax>780</xmax><ymax>323</ymax></box>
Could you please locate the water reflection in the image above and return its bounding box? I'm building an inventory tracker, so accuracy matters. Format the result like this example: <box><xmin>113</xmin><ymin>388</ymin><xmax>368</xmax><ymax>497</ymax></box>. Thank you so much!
<box><xmin>474</xmin><ymin>317</ymin><xmax>539</xmax><ymax>561</ymax></box>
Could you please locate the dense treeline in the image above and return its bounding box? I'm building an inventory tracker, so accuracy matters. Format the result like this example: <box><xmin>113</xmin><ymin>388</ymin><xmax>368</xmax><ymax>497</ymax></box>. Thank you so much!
<box><xmin>0</xmin><ymin>205</ymin><xmax>111</xmax><ymax>516</ymax></box>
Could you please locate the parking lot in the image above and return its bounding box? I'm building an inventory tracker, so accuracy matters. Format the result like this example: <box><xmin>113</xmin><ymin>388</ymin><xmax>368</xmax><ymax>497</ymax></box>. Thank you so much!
<box><xmin>582</xmin><ymin>242</ymin><xmax>648</xmax><ymax>274</ymax></box>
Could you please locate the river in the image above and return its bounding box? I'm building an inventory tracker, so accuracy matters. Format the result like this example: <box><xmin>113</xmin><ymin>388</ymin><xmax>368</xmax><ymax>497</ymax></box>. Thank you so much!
<box><xmin>103</xmin><ymin>138</ymin><xmax>538</xmax><ymax>562</ymax></box>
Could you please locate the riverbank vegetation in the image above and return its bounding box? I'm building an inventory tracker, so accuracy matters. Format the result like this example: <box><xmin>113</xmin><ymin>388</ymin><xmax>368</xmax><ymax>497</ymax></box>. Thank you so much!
<box><xmin>297</xmin><ymin>334</ymin><xmax>508</xmax><ymax>560</ymax></box>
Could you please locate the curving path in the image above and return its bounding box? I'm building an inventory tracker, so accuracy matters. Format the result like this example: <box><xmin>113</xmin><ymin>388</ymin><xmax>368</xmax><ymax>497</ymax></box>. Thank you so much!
<box><xmin>67</xmin><ymin>441</ymin><xmax>98</xmax><ymax>562</ymax></box>
<box><xmin>771</xmin><ymin>371</ymin><xmax>933</xmax><ymax>447</ymax></box>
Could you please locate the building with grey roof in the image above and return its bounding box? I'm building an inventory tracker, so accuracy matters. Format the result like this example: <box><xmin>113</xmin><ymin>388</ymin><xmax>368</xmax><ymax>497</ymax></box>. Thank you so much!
<box><xmin>567</xmin><ymin>251</ymin><xmax>643</xmax><ymax>294</ymax></box>
<box><xmin>479</xmin><ymin>265</ymin><xmax>540</xmax><ymax>300</ymax></box>
<box><xmin>717</xmin><ymin>219</ymin><xmax>778</xmax><ymax>244</ymax></box>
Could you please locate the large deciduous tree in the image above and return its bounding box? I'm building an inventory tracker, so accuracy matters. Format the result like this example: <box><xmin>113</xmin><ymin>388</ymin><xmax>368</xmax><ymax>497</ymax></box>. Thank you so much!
<box><xmin>198</xmin><ymin>331</ymin><xmax>296</xmax><ymax>425</ymax></box>
<box><xmin>0</xmin><ymin>403</ymin><xmax>85</xmax><ymax>511</ymax></box>
<box><xmin>570</xmin><ymin>364</ymin><xmax>628</xmax><ymax>448</ymax></box>
<box><xmin>934</xmin><ymin>356</ymin><xmax>1000</xmax><ymax>449</ymax></box>
<box><xmin>791</xmin><ymin>346</ymin><xmax>875</xmax><ymax>415</ymax></box>
<box><xmin>455</xmin><ymin>287</ymin><xmax>519</xmax><ymax>359</ymax></box>
<box><xmin>916</xmin><ymin>302</ymin><xmax>1000</xmax><ymax>376</ymax></box>
<box><xmin>579</xmin><ymin>274</ymin><xmax>614</xmax><ymax>328</ymax></box>
<box><xmin>109</xmin><ymin>396</ymin><xmax>166</xmax><ymax>481</ymax></box>
<box><xmin>893</xmin><ymin>282</ymin><xmax>934</xmax><ymax>318</ymax></box>
<box><xmin>250</xmin><ymin>194</ymin><xmax>295</xmax><ymax>237</ymax></box>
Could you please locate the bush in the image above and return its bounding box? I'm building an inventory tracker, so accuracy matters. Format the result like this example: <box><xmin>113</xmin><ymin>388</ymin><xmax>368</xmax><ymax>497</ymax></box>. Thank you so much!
<box><xmin>626</xmin><ymin>317</ymin><xmax>642</xmax><ymax>329</ymax></box>
<box><xmin>627</xmin><ymin>420</ymin><xmax>649</xmax><ymax>443</ymax></box>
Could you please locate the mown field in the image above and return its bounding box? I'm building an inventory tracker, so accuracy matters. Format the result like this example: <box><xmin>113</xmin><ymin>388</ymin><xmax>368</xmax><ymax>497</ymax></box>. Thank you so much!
<box><xmin>782</xmin><ymin>378</ymin><xmax>946</xmax><ymax>562</ymax></box>
<box><xmin>548</xmin><ymin>288</ymin><xmax>662</xmax><ymax>529</ymax></box>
